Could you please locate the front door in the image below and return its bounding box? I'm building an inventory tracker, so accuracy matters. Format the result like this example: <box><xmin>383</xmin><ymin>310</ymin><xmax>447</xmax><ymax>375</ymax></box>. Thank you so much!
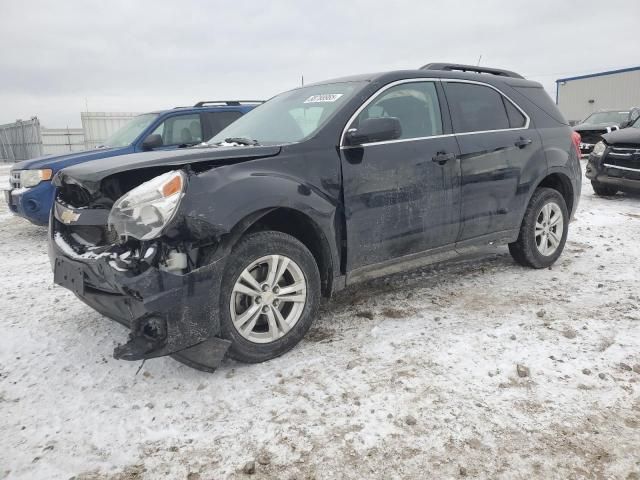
<box><xmin>146</xmin><ymin>113</ymin><xmax>204</xmax><ymax>150</ymax></box>
<box><xmin>340</xmin><ymin>80</ymin><xmax>462</xmax><ymax>271</ymax></box>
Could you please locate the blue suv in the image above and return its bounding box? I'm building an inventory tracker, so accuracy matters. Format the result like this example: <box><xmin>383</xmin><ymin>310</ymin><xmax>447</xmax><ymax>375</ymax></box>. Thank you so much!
<box><xmin>4</xmin><ymin>101</ymin><xmax>260</xmax><ymax>225</ymax></box>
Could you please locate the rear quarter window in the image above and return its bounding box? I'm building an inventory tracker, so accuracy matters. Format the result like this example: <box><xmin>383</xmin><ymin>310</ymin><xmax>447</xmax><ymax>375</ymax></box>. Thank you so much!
<box><xmin>503</xmin><ymin>98</ymin><xmax>527</xmax><ymax>128</ymax></box>
<box><xmin>512</xmin><ymin>86</ymin><xmax>568</xmax><ymax>125</ymax></box>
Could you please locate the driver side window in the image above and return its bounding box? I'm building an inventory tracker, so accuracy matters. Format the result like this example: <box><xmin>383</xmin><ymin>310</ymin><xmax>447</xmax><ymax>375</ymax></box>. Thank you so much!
<box><xmin>352</xmin><ymin>82</ymin><xmax>443</xmax><ymax>140</ymax></box>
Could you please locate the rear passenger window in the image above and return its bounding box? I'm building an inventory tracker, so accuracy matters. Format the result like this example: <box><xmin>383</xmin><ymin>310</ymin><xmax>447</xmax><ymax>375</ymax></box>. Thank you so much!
<box><xmin>353</xmin><ymin>81</ymin><xmax>443</xmax><ymax>140</ymax></box>
<box><xmin>205</xmin><ymin>111</ymin><xmax>243</xmax><ymax>137</ymax></box>
<box><xmin>503</xmin><ymin>98</ymin><xmax>527</xmax><ymax>128</ymax></box>
<box><xmin>445</xmin><ymin>83</ymin><xmax>511</xmax><ymax>133</ymax></box>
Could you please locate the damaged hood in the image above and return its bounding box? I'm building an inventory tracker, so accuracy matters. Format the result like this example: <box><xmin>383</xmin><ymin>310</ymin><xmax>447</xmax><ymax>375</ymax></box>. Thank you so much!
<box><xmin>603</xmin><ymin>127</ymin><xmax>640</xmax><ymax>146</ymax></box>
<box><xmin>55</xmin><ymin>144</ymin><xmax>282</xmax><ymax>190</ymax></box>
<box><xmin>11</xmin><ymin>147</ymin><xmax>130</xmax><ymax>172</ymax></box>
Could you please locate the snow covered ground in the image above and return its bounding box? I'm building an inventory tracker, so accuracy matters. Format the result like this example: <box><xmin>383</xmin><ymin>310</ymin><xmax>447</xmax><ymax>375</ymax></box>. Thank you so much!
<box><xmin>1</xmin><ymin>162</ymin><xmax>639</xmax><ymax>479</ymax></box>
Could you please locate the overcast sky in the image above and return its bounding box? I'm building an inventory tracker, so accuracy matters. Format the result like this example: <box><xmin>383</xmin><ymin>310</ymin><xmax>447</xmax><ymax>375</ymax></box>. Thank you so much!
<box><xmin>1</xmin><ymin>0</ymin><xmax>639</xmax><ymax>127</ymax></box>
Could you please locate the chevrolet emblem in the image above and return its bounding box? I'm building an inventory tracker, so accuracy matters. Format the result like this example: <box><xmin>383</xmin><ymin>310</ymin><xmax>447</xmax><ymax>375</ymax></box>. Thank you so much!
<box><xmin>60</xmin><ymin>208</ymin><xmax>80</xmax><ymax>224</ymax></box>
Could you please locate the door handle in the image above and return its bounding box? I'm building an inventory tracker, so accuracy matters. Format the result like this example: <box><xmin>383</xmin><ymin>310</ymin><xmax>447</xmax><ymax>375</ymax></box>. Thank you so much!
<box><xmin>515</xmin><ymin>137</ymin><xmax>532</xmax><ymax>148</ymax></box>
<box><xmin>432</xmin><ymin>151</ymin><xmax>456</xmax><ymax>165</ymax></box>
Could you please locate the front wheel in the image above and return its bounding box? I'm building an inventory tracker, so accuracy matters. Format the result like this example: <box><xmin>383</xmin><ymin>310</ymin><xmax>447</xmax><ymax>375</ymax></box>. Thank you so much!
<box><xmin>509</xmin><ymin>188</ymin><xmax>569</xmax><ymax>269</ymax></box>
<box><xmin>219</xmin><ymin>231</ymin><xmax>321</xmax><ymax>363</ymax></box>
<box><xmin>591</xmin><ymin>180</ymin><xmax>618</xmax><ymax>197</ymax></box>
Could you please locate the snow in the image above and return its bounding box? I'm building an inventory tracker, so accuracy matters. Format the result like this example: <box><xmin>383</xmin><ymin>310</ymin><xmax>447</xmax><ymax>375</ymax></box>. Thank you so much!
<box><xmin>10</xmin><ymin>188</ymin><xmax>29</xmax><ymax>196</ymax></box>
<box><xmin>0</xmin><ymin>163</ymin><xmax>11</xmax><ymax>189</ymax></box>
<box><xmin>1</xmin><ymin>162</ymin><xmax>639</xmax><ymax>479</ymax></box>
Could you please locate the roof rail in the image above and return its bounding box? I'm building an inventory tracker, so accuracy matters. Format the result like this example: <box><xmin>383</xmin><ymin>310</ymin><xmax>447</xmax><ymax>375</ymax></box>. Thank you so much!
<box><xmin>193</xmin><ymin>100</ymin><xmax>264</xmax><ymax>107</ymax></box>
<box><xmin>420</xmin><ymin>63</ymin><xmax>524</xmax><ymax>79</ymax></box>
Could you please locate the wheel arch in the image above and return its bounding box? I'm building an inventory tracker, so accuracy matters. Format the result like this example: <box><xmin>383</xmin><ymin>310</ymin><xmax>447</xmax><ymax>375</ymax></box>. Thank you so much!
<box><xmin>533</xmin><ymin>171</ymin><xmax>575</xmax><ymax>216</ymax></box>
<box><xmin>225</xmin><ymin>207</ymin><xmax>336</xmax><ymax>298</ymax></box>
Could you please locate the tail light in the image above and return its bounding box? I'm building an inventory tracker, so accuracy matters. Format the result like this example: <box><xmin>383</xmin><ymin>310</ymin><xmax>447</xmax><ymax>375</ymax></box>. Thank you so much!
<box><xmin>571</xmin><ymin>131</ymin><xmax>581</xmax><ymax>157</ymax></box>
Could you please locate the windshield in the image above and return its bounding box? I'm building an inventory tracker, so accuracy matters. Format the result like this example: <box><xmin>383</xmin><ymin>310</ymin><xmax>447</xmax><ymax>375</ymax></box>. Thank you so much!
<box><xmin>582</xmin><ymin>111</ymin><xmax>628</xmax><ymax>125</ymax></box>
<box><xmin>103</xmin><ymin>113</ymin><xmax>159</xmax><ymax>147</ymax></box>
<box><xmin>208</xmin><ymin>81</ymin><xmax>367</xmax><ymax>145</ymax></box>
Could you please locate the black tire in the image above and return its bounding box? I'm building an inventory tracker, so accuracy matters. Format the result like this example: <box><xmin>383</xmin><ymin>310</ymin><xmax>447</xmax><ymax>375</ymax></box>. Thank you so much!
<box><xmin>219</xmin><ymin>231</ymin><xmax>320</xmax><ymax>363</ymax></box>
<box><xmin>591</xmin><ymin>180</ymin><xmax>618</xmax><ymax>197</ymax></box>
<box><xmin>508</xmin><ymin>188</ymin><xmax>569</xmax><ymax>269</ymax></box>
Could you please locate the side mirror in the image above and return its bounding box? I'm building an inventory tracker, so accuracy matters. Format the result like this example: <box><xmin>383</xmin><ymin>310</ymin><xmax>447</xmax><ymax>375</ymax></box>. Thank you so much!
<box><xmin>345</xmin><ymin>117</ymin><xmax>402</xmax><ymax>146</ymax></box>
<box><xmin>142</xmin><ymin>134</ymin><xmax>163</xmax><ymax>150</ymax></box>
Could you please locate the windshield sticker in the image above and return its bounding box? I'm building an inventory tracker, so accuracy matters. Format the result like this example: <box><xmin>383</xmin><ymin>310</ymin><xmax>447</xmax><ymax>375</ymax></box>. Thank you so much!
<box><xmin>304</xmin><ymin>94</ymin><xmax>343</xmax><ymax>103</ymax></box>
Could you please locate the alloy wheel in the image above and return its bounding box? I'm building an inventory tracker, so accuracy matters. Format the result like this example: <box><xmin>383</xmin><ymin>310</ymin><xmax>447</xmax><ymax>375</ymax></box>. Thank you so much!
<box><xmin>229</xmin><ymin>254</ymin><xmax>307</xmax><ymax>344</ymax></box>
<box><xmin>535</xmin><ymin>202</ymin><xmax>564</xmax><ymax>256</ymax></box>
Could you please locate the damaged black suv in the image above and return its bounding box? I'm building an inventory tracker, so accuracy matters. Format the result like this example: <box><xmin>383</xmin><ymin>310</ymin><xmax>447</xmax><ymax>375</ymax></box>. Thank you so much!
<box><xmin>585</xmin><ymin>115</ymin><xmax>640</xmax><ymax>196</ymax></box>
<box><xmin>50</xmin><ymin>63</ymin><xmax>581</xmax><ymax>371</ymax></box>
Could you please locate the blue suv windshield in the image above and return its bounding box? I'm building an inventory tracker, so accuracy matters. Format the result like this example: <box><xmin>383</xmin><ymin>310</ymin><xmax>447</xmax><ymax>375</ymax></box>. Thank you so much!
<box><xmin>103</xmin><ymin>113</ymin><xmax>159</xmax><ymax>147</ymax></box>
<box><xmin>208</xmin><ymin>81</ymin><xmax>367</xmax><ymax>145</ymax></box>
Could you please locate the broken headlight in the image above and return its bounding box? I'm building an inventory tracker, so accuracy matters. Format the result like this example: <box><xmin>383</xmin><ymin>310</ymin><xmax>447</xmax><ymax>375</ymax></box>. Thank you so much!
<box><xmin>108</xmin><ymin>170</ymin><xmax>186</xmax><ymax>241</ymax></box>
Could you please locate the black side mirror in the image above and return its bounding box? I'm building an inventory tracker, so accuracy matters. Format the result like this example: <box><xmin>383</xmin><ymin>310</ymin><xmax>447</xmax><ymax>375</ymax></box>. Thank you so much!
<box><xmin>345</xmin><ymin>117</ymin><xmax>402</xmax><ymax>146</ymax></box>
<box><xmin>142</xmin><ymin>134</ymin><xmax>163</xmax><ymax>150</ymax></box>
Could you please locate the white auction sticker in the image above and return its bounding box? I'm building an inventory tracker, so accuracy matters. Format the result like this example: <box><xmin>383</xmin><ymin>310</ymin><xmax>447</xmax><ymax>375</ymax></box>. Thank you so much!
<box><xmin>304</xmin><ymin>94</ymin><xmax>343</xmax><ymax>103</ymax></box>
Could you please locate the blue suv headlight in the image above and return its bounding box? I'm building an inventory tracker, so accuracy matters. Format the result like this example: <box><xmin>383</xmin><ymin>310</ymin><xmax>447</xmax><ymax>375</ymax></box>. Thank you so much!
<box><xmin>18</xmin><ymin>169</ymin><xmax>53</xmax><ymax>188</ymax></box>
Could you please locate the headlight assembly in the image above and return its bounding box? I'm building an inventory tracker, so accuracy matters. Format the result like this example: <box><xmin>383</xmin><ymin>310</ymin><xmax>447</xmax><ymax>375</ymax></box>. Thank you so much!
<box><xmin>592</xmin><ymin>141</ymin><xmax>607</xmax><ymax>157</ymax></box>
<box><xmin>20</xmin><ymin>169</ymin><xmax>53</xmax><ymax>188</ymax></box>
<box><xmin>108</xmin><ymin>170</ymin><xmax>186</xmax><ymax>241</ymax></box>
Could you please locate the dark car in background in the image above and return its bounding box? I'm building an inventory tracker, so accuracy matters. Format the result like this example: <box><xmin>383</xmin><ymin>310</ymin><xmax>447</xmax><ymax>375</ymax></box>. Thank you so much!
<box><xmin>586</xmin><ymin>115</ymin><xmax>640</xmax><ymax>196</ymax></box>
<box><xmin>4</xmin><ymin>101</ymin><xmax>260</xmax><ymax>225</ymax></box>
<box><xmin>49</xmin><ymin>63</ymin><xmax>581</xmax><ymax>372</ymax></box>
<box><xmin>574</xmin><ymin>108</ymin><xmax>640</xmax><ymax>155</ymax></box>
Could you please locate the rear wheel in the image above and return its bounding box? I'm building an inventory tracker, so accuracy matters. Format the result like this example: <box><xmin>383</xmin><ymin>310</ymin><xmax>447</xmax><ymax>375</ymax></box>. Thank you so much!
<box><xmin>509</xmin><ymin>188</ymin><xmax>569</xmax><ymax>269</ymax></box>
<box><xmin>591</xmin><ymin>180</ymin><xmax>618</xmax><ymax>197</ymax></box>
<box><xmin>219</xmin><ymin>231</ymin><xmax>320</xmax><ymax>363</ymax></box>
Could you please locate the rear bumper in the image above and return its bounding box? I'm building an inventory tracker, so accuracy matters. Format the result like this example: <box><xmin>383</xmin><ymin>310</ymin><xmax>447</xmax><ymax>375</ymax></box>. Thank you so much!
<box><xmin>4</xmin><ymin>181</ymin><xmax>55</xmax><ymax>226</ymax></box>
<box><xmin>48</xmin><ymin>219</ymin><xmax>231</xmax><ymax>371</ymax></box>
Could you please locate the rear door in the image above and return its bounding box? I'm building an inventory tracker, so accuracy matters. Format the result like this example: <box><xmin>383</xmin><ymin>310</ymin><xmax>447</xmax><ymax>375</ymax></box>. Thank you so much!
<box><xmin>443</xmin><ymin>80</ymin><xmax>540</xmax><ymax>241</ymax></box>
<box><xmin>340</xmin><ymin>80</ymin><xmax>462</xmax><ymax>270</ymax></box>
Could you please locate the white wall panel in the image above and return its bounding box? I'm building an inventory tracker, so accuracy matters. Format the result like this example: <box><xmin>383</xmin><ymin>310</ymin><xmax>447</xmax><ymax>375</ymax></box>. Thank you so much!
<box><xmin>557</xmin><ymin>69</ymin><xmax>640</xmax><ymax>123</ymax></box>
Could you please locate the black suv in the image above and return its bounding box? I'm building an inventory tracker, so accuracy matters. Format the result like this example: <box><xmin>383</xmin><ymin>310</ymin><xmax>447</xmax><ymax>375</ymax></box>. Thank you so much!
<box><xmin>49</xmin><ymin>63</ymin><xmax>581</xmax><ymax>371</ymax></box>
<box><xmin>586</xmin><ymin>115</ymin><xmax>640</xmax><ymax>195</ymax></box>
<box><xmin>573</xmin><ymin>108</ymin><xmax>640</xmax><ymax>155</ymax></box>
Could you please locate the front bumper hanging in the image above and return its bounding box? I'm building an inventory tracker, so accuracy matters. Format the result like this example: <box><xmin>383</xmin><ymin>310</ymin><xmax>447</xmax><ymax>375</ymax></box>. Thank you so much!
<box><xmin>49</xmin><ymin>224</ymin><xmax>231</xmax><ymax>372</ymax></box>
